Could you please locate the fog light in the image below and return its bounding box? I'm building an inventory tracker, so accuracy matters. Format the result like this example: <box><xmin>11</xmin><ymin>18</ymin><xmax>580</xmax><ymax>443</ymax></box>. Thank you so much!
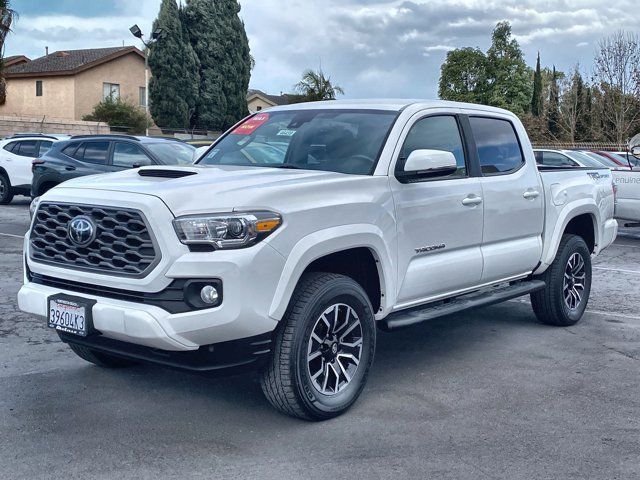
<box><xmin>200</xmin><ymin>285</ymin><xmax>219</xmax><ymax>305</ymax></box>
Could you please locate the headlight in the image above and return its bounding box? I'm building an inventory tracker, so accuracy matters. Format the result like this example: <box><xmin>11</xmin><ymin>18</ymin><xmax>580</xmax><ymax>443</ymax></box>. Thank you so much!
<box><xmin>29</xmin><ymin>196</ymin><xmax>41</xmax><ymax>219</ymax></box>
<box><xmin>172</xmin><ymin>211</ymin><xmax>282</xmax><ymax>249</ymax></box>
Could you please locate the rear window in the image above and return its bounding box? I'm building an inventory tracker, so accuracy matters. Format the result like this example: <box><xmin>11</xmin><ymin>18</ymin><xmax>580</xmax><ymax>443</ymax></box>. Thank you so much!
<box><xmin>63</xmin><ymin>141</ymin><xmax>109</xmax><ymax>165</ymax></box>
<box><xmin>469</xmin><ymin>117</ymin><xmax>524</xmax><ymax>175</ymax></box>
<box><xmin>198</xmin><ymin>110</ymin><xmax>398</xmax><ymax>175</ymax></box>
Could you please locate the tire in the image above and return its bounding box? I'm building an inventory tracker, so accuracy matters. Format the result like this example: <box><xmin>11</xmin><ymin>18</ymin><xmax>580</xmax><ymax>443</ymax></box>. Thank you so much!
<box><xmin>531</xmin><ymin>234</ymin><xmax>592</xmax><ymax>326</ymax></box>
<box><xmin>260</xmin><ymin>272</ymin><xmax>376</xmax><ymax>420</ymax></box>
<box><xmin>68</xmin><ymin>343</ymin><xmax>138</xmax><ymax>368</ymax></box>
<box><xmin>0</xmin><ymin>173</ymin><xmax>14</xmax><ymax>205</ymax></box>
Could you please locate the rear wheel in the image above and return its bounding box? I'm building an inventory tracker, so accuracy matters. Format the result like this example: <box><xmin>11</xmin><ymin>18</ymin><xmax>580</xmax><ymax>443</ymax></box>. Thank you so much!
<box><xmin>0</xmin><ymin>173</ymin><xmax>14</xmax><ymax>204</ymax></box>
<box><xmin>68</xmin><ymin>343</ymin><xmax>138</xmax><ymax>368</ymax></box>
<box><xmin>260</xmin><ymin>272</ymin><xmax>376</xmax><ymax>420</ymax></box>
<box><xmin>531</xmin><ymin>234</ymin><xmax>592</xmax><ymax>326</ymax></box>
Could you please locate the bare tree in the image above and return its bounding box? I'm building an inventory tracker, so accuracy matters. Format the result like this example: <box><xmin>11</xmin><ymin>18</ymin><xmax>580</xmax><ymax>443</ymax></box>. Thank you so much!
<box><xmin>593</xmin><ymin>31</ymin><xmax>640</xmax><ymax>144</ymax></box>
<box><xmin>558</xmin><ymin>66</ymin><xmax>582</xmax><ymax>142</ymax></box>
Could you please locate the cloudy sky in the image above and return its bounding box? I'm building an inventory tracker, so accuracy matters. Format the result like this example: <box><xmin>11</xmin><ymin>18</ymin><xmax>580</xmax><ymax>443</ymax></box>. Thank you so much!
<box><xmin>6</xmin><ymin>0</ymin><xmax>640</xmax><ymax>98</ymax></box>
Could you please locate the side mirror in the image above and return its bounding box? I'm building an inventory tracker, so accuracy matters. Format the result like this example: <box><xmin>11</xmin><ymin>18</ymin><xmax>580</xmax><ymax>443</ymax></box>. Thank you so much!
<box><xmin>401</xmin><ymin>149</ymin><xmax>458</xmax><ymax>178</ymax></box>
<box><xmin>631</xmin><ymin>146</ymin><xmax>640</xmax><ymax>159</ymax></box>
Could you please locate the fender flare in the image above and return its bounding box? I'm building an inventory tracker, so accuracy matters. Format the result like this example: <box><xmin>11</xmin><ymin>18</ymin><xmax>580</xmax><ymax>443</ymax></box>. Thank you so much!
<box><xmin>268</xmin><ymin>224</ymin><xmax>396</xmax><ymax>321</ymax></box>
<box><xmin>534</xmin><ymin>200</ymin><xmax>601</xmax><ymax>274</ymax></box>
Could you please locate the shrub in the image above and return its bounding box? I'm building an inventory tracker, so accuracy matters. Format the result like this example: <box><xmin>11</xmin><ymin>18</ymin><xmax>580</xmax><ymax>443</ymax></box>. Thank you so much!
<box><xmin>83</xmin><ymin>97</ymin><xmax>150</xmax><ymax>134</ymax></box>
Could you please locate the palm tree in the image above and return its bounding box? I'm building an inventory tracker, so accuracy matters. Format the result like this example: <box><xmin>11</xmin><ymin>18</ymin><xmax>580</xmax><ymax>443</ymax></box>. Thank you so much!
<box><xmin>0</xmin><ymin>0</ymin><xmax>17</xmax><ymax>105</ymax></box>
<box><xmin>295</xmin><ymin>68</ymin><xmax>344</xmax><ymax>102</ymax></box>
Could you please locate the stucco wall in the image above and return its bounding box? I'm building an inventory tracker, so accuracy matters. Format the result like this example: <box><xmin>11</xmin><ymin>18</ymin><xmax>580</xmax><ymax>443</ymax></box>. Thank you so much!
<box><xmin>0</xmin><ymin>76</ymin><xmax>76</xmax><ymax>119</ymax></box>
<box><xmin>248</xmin><ymin>97</ymin><xmax>276</xmax><ymax>112</ymax></box>
<box><xmin>74</xmin><ymin>52</ymin><xmax>146</xmax><ymax>120</ymax></box>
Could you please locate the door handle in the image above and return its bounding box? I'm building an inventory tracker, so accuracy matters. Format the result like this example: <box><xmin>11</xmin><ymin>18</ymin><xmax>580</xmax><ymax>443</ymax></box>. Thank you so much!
<box><xmin>462</xmin><ymin>195</ymin><xmax>483</xmax><ymax>207</ymax></box>
<box><xmin>523</xmin><ymin>189</ymin><xmax>540</xmax><ymax>200</ymax></box>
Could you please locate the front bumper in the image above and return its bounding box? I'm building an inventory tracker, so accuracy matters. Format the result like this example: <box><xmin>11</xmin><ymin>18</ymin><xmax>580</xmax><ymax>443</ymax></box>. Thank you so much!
<box><xmin>57</xmin><ymin>330</ymin><xmax>272</xmax><ymax>375</ymax></box>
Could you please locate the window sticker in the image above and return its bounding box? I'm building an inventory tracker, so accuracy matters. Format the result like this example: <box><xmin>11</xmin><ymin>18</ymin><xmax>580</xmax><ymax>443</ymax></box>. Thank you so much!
<box><xmin>232</xmin><ymin>113</ymin><xmax>270</xmax><ymax>135</ymax></box>
<box><xmin>276</xmin><ymin>129</ymin><xmax>297</xmax><ymax>137</ymax></box>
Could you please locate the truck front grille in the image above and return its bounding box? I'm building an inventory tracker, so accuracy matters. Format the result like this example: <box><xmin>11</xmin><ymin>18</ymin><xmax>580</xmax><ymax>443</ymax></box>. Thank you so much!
<box><xmin>29</xmin><ymin>203</ymin><xmax>160</xmax><ymax>278</ymax></box>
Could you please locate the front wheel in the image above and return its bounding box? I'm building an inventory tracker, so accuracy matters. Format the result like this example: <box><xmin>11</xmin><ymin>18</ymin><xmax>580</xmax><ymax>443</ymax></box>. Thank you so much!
<box><xmin>260</xmin><ymin>272</ymin><xmax>376</xmax><ymax>420</ymax></box>
<box><xmin>531</xmin><ymin>234</ymin><xmax>592</xmax><ymax>326</ymax></box>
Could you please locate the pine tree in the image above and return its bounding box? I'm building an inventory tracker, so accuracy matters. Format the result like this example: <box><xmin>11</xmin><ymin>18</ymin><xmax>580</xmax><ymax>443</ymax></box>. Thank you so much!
<box><xmin>184</xmin><ymin>0</ymin><xmax>251</xmax><ymax>131</ymax></box>
<box><xmin>531</xmin><ymin>52</ymin><xmax>543</xmax><ymax>117</ymax></box>
<box><xmin>485</xmin><ymin>22</ymin><xmax>533</xmax><ymax>116</ymax></box>
<box><xmin>148</xmin><ymin>0</ymin><xmax>200</xmax><ymax>129</ymax></box>
<box><xmin>547</xmin><ymin>66</ymin><xmax>561</xmax><ymax>138</ymax></box>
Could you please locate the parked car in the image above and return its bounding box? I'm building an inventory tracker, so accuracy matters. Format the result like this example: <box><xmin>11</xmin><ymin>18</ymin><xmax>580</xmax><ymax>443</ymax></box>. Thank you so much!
<box><xmin>31</xmin><ymin>135</ymin><xmax>196</xmax><ymax>196</ymax></box>
<box><xmin>0</xmin><ymin>133</ymin><xmax>69</xmax><ymax>204</ymax></box>
<box><xmin>581</xmin><ymin>151</ymin><xmax>627</xmax><ymax>169</ymax></box>
<box><xmin>19</xmin><ymin>100</ymin><xmax>617</xmax><ymax>420</ymax></box>
<box><xmin>533</xmin><ymin>149</ymin><xmax>611</xmax><ymax>168</ymax></box>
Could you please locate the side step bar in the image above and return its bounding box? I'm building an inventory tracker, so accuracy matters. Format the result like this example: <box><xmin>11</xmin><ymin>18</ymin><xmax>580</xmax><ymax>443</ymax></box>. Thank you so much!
<box><xmin>379</xmin><ymin>280</ymin><xmax>546</xmax><ymax>331</ymax></box>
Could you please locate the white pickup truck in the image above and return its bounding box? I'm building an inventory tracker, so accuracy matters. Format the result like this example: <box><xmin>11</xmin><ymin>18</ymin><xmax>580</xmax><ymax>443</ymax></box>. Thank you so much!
<box><xmin>18</xmin><ymin>100</ymin><xmax>618</xmax><ymax>420</ymax></box>
<box><xmin>612</xmin><ymin>136</ymin><xmax>640</xmax><ymax>225</ymax></box>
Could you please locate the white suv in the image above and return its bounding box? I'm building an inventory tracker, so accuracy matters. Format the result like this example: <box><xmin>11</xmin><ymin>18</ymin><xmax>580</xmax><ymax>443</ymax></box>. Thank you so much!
<box><xmin>0</xmin><ymin>134</ymin><xmax>69</xmax><ymax>204</ymax></box>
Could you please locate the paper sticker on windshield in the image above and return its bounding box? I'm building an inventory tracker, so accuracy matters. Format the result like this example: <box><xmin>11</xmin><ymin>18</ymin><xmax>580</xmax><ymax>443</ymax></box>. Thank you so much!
<box><xmin>232</xmin><ymin>113</ymin><xmax>270</xmax><ymax>135</ymax></box>
<box><xmin>277</xmin><ymin>129</ymin><xmax>296</xmax><ymax>137</ymax></box>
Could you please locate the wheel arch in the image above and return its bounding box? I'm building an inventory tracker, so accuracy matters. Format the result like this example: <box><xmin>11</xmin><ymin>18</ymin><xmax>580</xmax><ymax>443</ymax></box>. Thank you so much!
<box><xmin>535</xmin><ymin>202</ymin><xmax>600</xmax><ymax>275</ymax></box>
<box><xmin>268</xmin><ymin>225</ymin><xmax>396</xmax><ymax>321</ymax></box>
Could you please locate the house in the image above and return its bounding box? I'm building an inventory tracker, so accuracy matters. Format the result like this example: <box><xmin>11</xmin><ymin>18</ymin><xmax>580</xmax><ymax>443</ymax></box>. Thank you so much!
<box><xmin>0</xmin><ymin>46</ymin><xmax>146</xmax><ymax>121</ymax></box>
<box><xmin>247</xmin><ymin>89</ymin><xmax>303</xmax><ymax>113</ymax></box>
<box><xmin>3</xmin><ymin>55</ymin><xmax>30</xmax><ymax>69</ymax></box>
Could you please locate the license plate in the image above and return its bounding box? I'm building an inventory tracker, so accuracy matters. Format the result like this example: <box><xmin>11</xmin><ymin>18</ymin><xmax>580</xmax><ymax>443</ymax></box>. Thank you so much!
<box><xmin>48</xmin><ymin>295</ymin><xmax>95</xmax><ymax>337</ymax></box>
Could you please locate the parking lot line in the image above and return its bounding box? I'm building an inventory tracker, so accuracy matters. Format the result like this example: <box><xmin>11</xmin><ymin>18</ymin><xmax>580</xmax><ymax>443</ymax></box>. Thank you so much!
<box><xmin>594</xmin><ymin>266</ymin><xmax>640</xmax><ymax>275</ymax></box>
<box><xmin>0</xmin><ymin>232</ymin><xmax>23</xmax><ymax>239</ymax></box>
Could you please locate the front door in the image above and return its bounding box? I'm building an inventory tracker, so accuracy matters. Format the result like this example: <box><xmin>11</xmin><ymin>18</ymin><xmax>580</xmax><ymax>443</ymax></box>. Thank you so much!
<box><xmin>390</xmin><ymin>113</ymin><xmax>484</xmax><ymax>308</ymax></box>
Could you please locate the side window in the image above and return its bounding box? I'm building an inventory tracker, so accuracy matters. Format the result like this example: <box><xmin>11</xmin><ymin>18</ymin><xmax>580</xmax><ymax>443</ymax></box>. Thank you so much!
<box><xmin>14</xmin><ymin>140</ymin><xmax>39</xmax><ymax>158</ymax></box>
<box><xmin>38</xmin><ymin>141</ymin><xmax>53</xmax><ymax>156</ymax></box>
<box><xmin>542</xmin><ymin>152</ymin><xmax>576</xmax><ymax>167</ymax></box>
<box><xmin>112</xmin><ymin>142</ymin><xmax>153</xmax><ymax>168</ymax></box>
<box><xmin>62</xmin><ymin>143</ymin><xmax>81</xmax><ymax>159</ymax></box>
<box><xmin>469</xmin><ymin>117</ymin><xmax>524</xmax><ymax>175</ymax></box>
<box><xmin>534</xmin><ymin>151</ymin><xmax>543</xmax><ymax>164</ymax></box>
<box><xmin>397</xmin><ymin>115</ymin><xmax>467</xmax><ymax>179</ymax></box>
<box><xmin>81</xmin><ymin>142</ymin><xmax>110</xmax><ymax>165</ymax></box>
<box><xmin>3</xmin><ymin>141</ymin><xmax>18</xmax><ymax>153</ymax></box>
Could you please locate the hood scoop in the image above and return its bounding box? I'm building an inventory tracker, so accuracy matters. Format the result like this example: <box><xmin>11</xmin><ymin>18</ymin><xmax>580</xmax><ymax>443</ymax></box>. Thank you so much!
<box><xmin>138</xmin><ymin>169</ymin><xmax>197</xmax><ymax>179</ymax></box>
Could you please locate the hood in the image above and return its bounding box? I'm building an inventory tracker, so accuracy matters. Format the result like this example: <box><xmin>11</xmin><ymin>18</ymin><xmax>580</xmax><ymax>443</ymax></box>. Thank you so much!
<box><xmin>55</xmin><ymin>164</ymin><xmax>359</xmax><ymax>216</ymax></box>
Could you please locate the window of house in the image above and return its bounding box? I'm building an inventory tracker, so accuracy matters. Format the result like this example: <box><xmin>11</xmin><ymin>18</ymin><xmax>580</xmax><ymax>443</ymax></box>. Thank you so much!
<box><xmin>36</xmin><ymin>80</ymin><xmax>43</xmax><ymax>97</ymax></box>
<box><xmin>469</xmin><ymin>117</ymin><xmax>525</xmax><ymax>175</ymax></box>
<box><xmin>397</xmin><ymin>115</ymin><xmax>467</xmax><ymax>179</ymax></box>
<box><xmin>139</xmin><ymin>87</ymin><xmax>147</xmax><ymax>107</ymax></box>
<box><xmin>103</xmin><ymin>83</ymin><xmax>121</xmax><ymax>101</ymax></box>
<box><xmin>112</xmin><ymin>142</ymin><xmax>153</xmax><ymax>168</ymax></box>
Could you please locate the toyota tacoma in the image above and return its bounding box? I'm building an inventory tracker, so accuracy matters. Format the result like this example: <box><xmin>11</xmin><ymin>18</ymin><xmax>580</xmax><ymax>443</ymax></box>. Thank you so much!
<box><xmin>18</xmin><ymin>100</ymin><xmax>618</xmax><ymax>420</ymax></box>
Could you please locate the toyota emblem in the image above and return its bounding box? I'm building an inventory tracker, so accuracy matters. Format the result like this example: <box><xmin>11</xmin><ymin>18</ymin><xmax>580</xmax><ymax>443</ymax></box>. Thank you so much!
<box><xmin>68</xmin><ymin>216</ymin><xmax>97</xmax><ymax>247</ymax></box>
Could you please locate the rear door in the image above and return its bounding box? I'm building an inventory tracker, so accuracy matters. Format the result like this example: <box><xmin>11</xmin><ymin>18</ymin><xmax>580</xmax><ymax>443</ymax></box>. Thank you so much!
<box><xmin>468</xmin><ymin>115</ymin><xmax>544</xmax><ymax>282</ymax></box>
<box><xmin>6</xmin><ymin>140</ymin><xmax>39</xmax><ymax>186</ymax></box>
<box><xmin>108</xmin><ymin>142</ymin><xmax>155</xmax><ymax>171</ymax></box>
<box><xmin>63</xmin><ymin>141</ymin><xmax>112</xmax><ymax>179</ymax></box>
<box><xmin>390</xmin><ymin>111</ymin><xmax>484</xmax><ymax>307</ymax></box>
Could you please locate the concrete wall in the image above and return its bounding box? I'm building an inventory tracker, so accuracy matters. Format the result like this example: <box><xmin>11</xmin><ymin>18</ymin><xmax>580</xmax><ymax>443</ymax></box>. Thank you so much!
<box><xmin>0</xmin><ymin>115</ymin><xmax>110</xmax><ymax>137</ymax></box>
<box><xmin>0</xmin><ymin>76</ymin><xmax>76</xmax><ymax>119</ymax></box>
<box><xmin>74</xmin><ymin>52</ymin><xmax>146</xmax><ymax>120</ymax></box>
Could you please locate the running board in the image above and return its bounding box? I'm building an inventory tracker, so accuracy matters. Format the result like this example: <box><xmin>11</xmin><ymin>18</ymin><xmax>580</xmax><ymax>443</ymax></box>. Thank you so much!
<box><xmin>379</xmin><ymin>280</ymin><xmax>546</xmax><ymax>331</ymax></box>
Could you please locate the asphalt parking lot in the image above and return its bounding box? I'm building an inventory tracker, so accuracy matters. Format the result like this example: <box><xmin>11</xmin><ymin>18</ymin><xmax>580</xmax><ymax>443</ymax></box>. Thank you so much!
<box><xmin>1</xmin><ymin>198</ymin><xmax>639</xmax><ymax>479</ymax></box>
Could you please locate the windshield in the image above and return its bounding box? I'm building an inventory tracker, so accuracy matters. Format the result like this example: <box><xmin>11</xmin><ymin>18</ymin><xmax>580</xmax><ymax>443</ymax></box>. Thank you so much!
<box><xmin>565</xmin><ymin>151</ymin><xmax>608</xmax><ymax>168</ymax></box>
<box><xmin>146</xmin><ymin>142</ymin><xmax>196</xmax><ymax>165</ymax></box>
<box><xmin>583</xmin><ymin>152</ymin><xmax>620</xmax><ymax>168</ymax></box>
<box><xmin>198</xmin><ymin>110</ymin><xmax>398</xmax><ymax>175</ymax></box>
